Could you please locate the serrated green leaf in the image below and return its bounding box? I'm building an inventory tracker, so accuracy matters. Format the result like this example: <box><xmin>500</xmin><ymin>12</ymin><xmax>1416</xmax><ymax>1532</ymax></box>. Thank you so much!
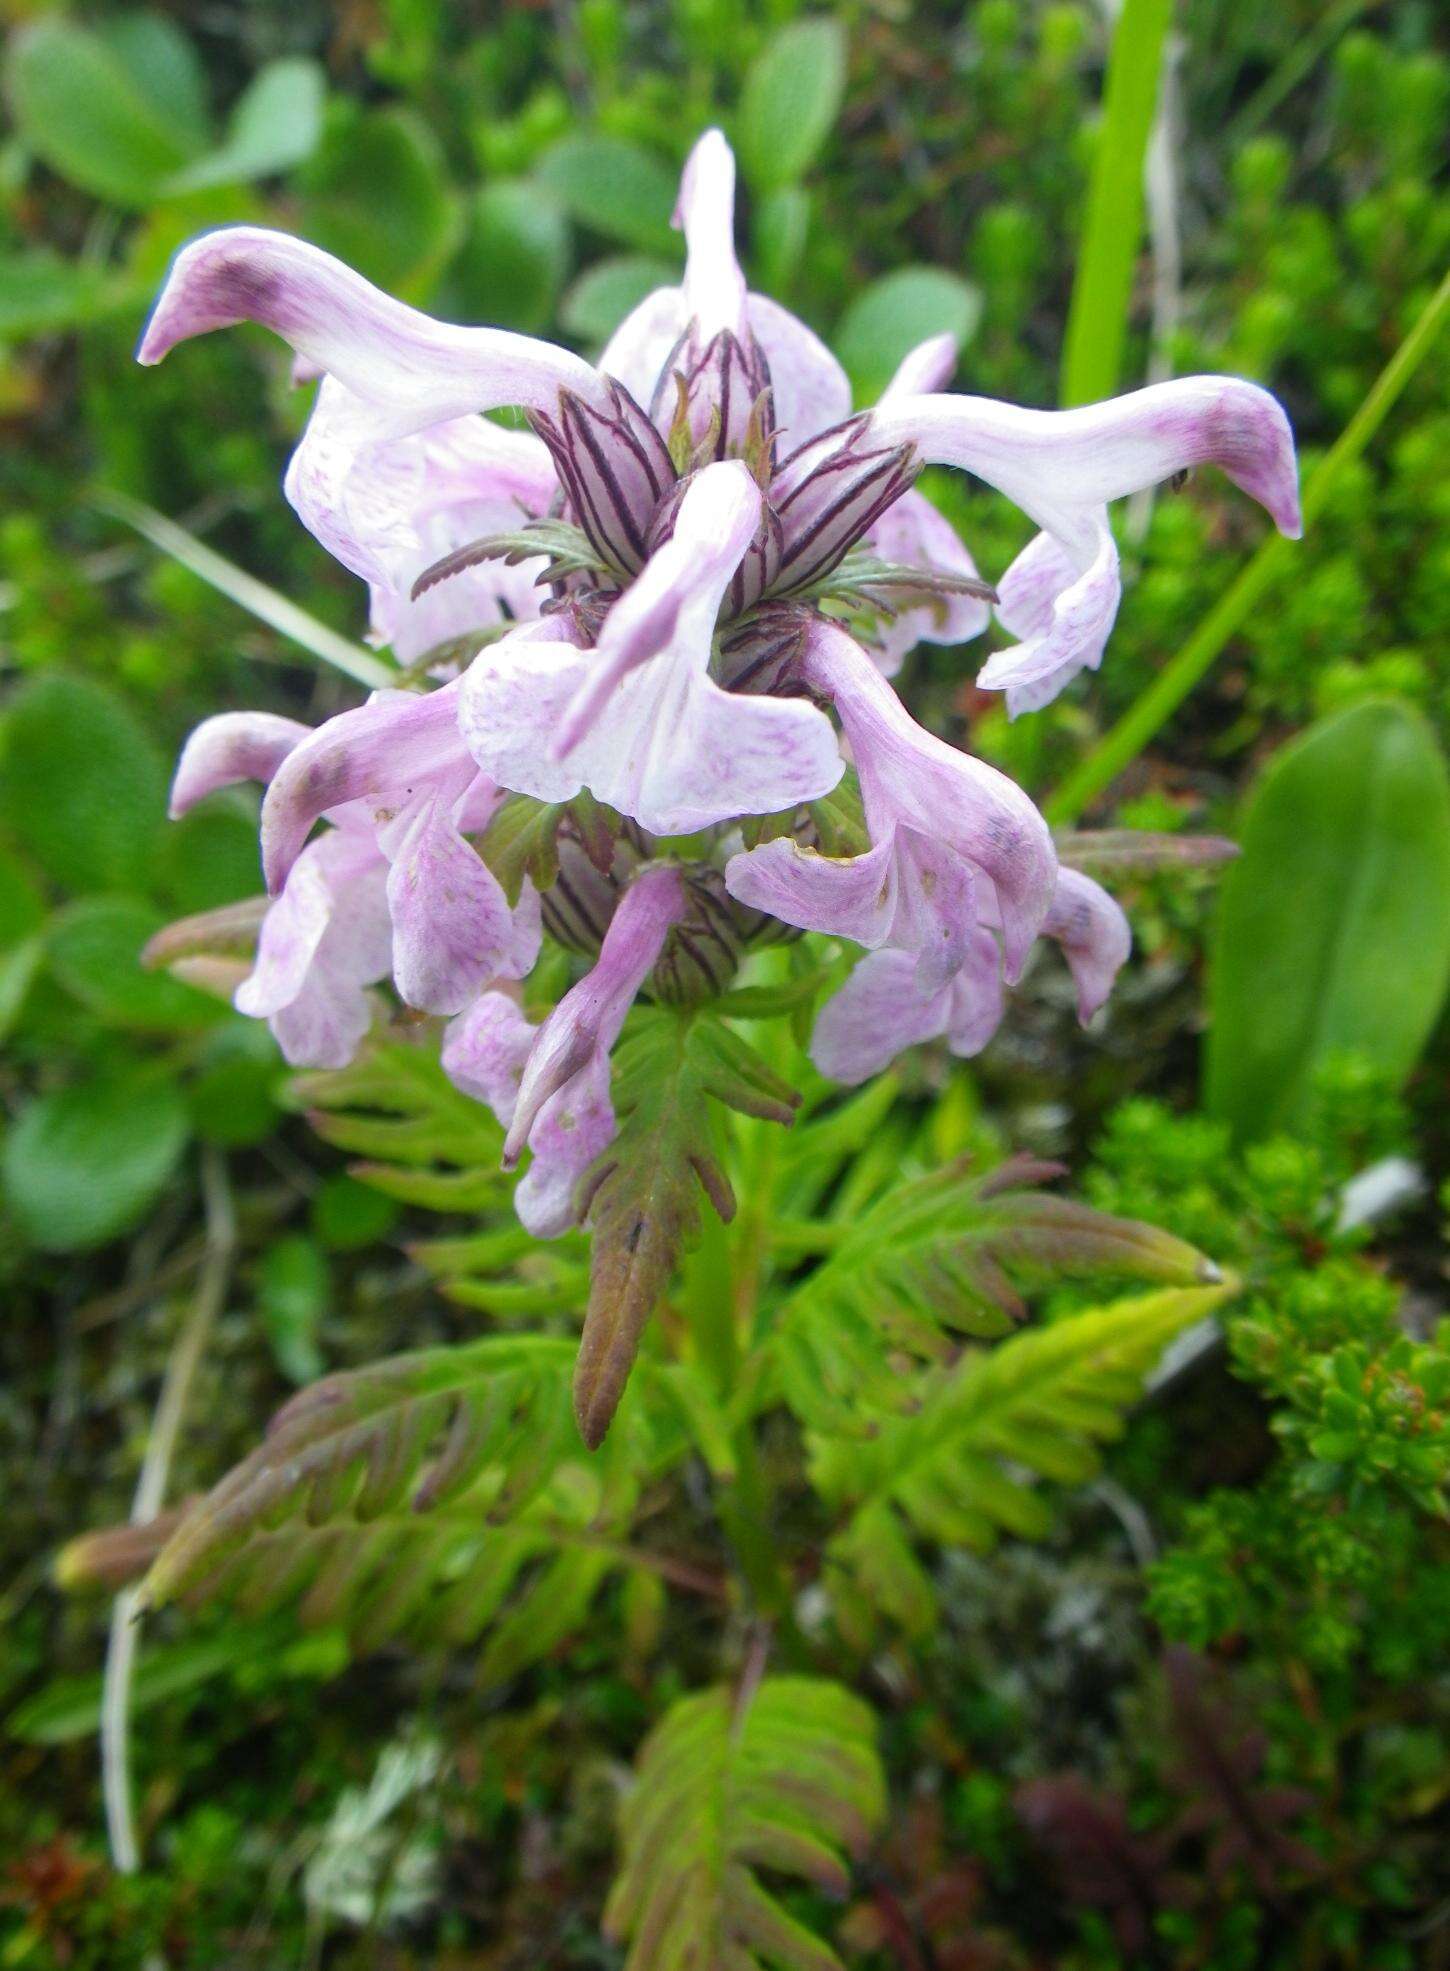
<box><xmin>575</xmin><ymin>1009</ymin><xmax>798</xmax><ymax>1448</ymax></box>
<box><xmin>774</xmin><ymin>1155</ymin><xmax>1216</xmax><ymax>1430</ymax></box>
<box><xmin>1206</xmin><ymin>700</ymin><xmax>1450</xmax><ymax>1138</ymax></box>
<box><xmin>818</xmin><ymin>1283</ymin><xmax>1233</xmax><ymax>1627</ymax></box>
<box><xmin>605</xmin><ymin>1674</ymin><xmax>884</xmax><ymax>1970</ymax></box>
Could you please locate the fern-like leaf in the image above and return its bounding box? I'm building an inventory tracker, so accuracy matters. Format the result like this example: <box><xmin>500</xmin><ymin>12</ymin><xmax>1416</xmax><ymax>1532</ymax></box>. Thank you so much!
<box><xmin>604</xmin><ymin>1675</ymin><xmax>886</xmax><ymax>1971</ymax></box>
<box><xmin>289</xmin><ymin>1033</ymin><xmax>589</xmax><ymax>1312</ymax></box>
<box><xmin>773</xmin><ymin>1156</ymin><xmax>1217</xmax><ymax>1430</ymax></box>
<box><xmin>137</xmin><ymin>1336</ymin><xmax>679</xmax><ymax>1678</ymax></box>
<box><xmin>575</xmin><ymin>1007</ymin><xmax>799</xmax><ymax>1449</ymax></box>
<box><xmin>816</xmin><ymin>1284</ymin><xmax>1234</xmax><ymax>1631</ymax></box>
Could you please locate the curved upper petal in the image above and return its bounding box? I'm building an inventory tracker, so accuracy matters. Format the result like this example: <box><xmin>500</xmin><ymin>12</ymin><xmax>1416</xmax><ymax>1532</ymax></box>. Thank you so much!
<box><xmin>139</xmin><ymin>226</ymin><xmax>606</xmax><ymax>433</ymax></box>
<box><xmin>1042</xmin><ymin>867</ymin><xmax>1131</xmax><ymax>1022</ymax></box>
<box><xmin>170</xmin><ymin>711</ymin><xmax>310</xmax><ymax>816</ymax></box>
<box><xmin>868</xmin><ymin>376</ymin><xmax>1302</xmax><ymax>543</ymax></box>
<box><xmin>677</xmin><ymin>128</ymin><xmax>747</xmax><ymax>340</ymax></box>
<box><xmin>879</xmin><ymin>333</ymin><xmax>959</xmax><ymax>403</ymax></box>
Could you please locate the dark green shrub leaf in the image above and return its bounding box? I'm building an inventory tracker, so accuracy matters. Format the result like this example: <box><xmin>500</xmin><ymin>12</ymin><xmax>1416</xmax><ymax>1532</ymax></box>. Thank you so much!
<box><xmin>49</xmin><ymin>896</ymin><xmax>223</xmax><ymax>1030</ymax></box>
<box><xmin>536</xmin><ymin>134</ymin><xmax>678</xmax><ymax>254</ymax></box>
<box><xmin>4</xmin><ymin>13</ymin><xmax>206</xmax><ymax>205</ymax></box>
<box><xmin>164</xmin><ymin>58</ymin><xmax>326</xmax><ymax>194</ymax></box>
<box><xmin>560</xmin><ymin>254</ymin><xmax>676</xmax><ymax>344</ymax></box>
<box><xmin>834</xmin><ymin>266</ymin><xmax>981</xmax><ymax>403</ymax></box>
<box><xmin>299</xmin><ymin>106</ymin><xmax>459</xmax><ymax>295</ymax></box>
<box><xmin>0</xmin><ymin>674</ymin><xmax>167</xmax><ymax>894</ymax></box>
<box><xmin>737</xmin><ymin>17</ymin><xmax>847</xmax><ymax>192</ymax></box>
<box><xmin>1206</xmin><ymin>700</ymin><xmax>1450</xmax><ymax>1138</ymax></box>
<box><xmin>451</xmin><ymin>180</ymin><xmax>569</xmax><ymax>333</ymax></box>
<box><xmin>3</xmin><ymin>1069</ymin><xmax>188</xmax><ymax>1251</ymax></box>
<box><xmin>0</xmin><ymin>250</ymin><xmax>144</xmax><ymax>338</ymax></box>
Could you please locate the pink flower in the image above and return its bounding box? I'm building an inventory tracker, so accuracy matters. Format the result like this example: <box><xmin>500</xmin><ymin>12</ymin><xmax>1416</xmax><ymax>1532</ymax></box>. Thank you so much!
<box><xmin>811</xmin><ymin>867</ymin><xmax>1131</xmax><ymax>1085</ymax></box>
<box><xmin>868</xmin><ymin>376</ymin><xmax>1301</xmax><ymax>713</ymax></box>
<box><xmin>443</xmin><ymin>866</ymin><xmax>687</xmax><ymax>1236</ymax></box>
<box><xmin>457</xmin><ymin>464</ymin><xmax>844</xmax><ymax>836</ymax></box>
<box><xmin>726</xmin><ymin>618</ymin><xmax>1057</xmax><ymax>988</ymax></box>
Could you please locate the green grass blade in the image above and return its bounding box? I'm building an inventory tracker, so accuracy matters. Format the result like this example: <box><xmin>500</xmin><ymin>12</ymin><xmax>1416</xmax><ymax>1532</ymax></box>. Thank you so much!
<box><xmin>1048</xmin><ymin>264</ymin><xmax>1450</xmax><ymax>824</ymax></box>
<box><xmin>93</xmin><ymin>488</ymin><xmax>396</xmax><ymax>691</ymax></box>
<box><xmin>1059</xmin><ymin>0</ymin><xmax>1174</xmax><ymax>409</ymax></box>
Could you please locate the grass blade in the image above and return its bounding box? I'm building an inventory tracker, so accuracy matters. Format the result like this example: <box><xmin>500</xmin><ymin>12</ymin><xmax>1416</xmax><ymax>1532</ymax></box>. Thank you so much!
<box><xmin>93</xmin><ymin>488</ymin><xmax>395</xmax><ymax>691</ymax></box>
<box><xmin>1060</xmin><ymin>0</ymin><xmax>1174</xmax><ymax>409</ymax></box>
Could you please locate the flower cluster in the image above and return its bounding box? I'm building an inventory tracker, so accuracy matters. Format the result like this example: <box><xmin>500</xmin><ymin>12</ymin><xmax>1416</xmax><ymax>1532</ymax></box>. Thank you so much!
<box><xmin>145</xmin><ymin>129</ymin><xmax>1299</xmax><ymax>1236</ymax></box>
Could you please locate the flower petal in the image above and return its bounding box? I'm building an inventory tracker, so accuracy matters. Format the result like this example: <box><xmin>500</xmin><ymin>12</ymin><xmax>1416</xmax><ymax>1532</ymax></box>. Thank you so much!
<box><xmin>514</xmin><ymin>1053</ymin><xmax>617</xmax><ymax>1239</ymax></box>
<box><xmin>1043</xmin><ymin>867</ymin><xmax>1131</xmax><ymax>1022</ymax></box>
<box><xmin>260</xmin><ymin>680</ymin><xmax>471</xmax><ymax>893</ymax></box>
<box><xmin>139</xmin><ymin>226</ymin><xmax>605</xmax><ymax>430</ymax></box>
<box><xmin>441</xmin><ymin>990</ymin><xmax>536</xmax><ymax>1124</ymax></box>
<box><xmin>879</xmin><ymin>333</ymin><xmax>959</xmax><ymax>402</ymax></box>
<box><xmin>810</xmin><ymin>948</ymin><xmax>953</xmax><ymax>1084</ymax></box>
<box><xmin>677</xmin><ymin>127</ymin><xmax>747</xmax><ymax>340</ymax></box>
<box><xmin>869</xmin><ymin>376</ymin><xmax>1301</xmax><ymax>541</ymax></box>
<box><xmin>801</xmin><ymin>618</ymin><xmax>1056</xmax><ymax>978</ymax></box>
<box><xmin>170</xmin><ymin>711</ymin><xmax>310</xmax><ymax>817</ymax></box>
<box><xmin>725</xmin><ymin>832</ymin><xmax>900</xmax><ymax>950</ymax></box>
<box><xmin>980</xmin><ymin>519</ymin><xmax>1119</xmax><ymax>715</ymax></box>
<box><xmin>747</xmin><ymin>294</ymin><xmax>852</xmax><ymax>445</ymax></box>
<box><xmin>381</xmin><ymin>783</ymin><xmax>539</xmax><ymax>1015</ymax></box>
<box><xmin>235</xmin><ymin>828</ymin><xmax>392</xmax><ymax>1068</ymax></box>
<box><xmin>504</xmin><ymin>864</ymin><xmax>686</xmax><ymax>1166</ymax></box>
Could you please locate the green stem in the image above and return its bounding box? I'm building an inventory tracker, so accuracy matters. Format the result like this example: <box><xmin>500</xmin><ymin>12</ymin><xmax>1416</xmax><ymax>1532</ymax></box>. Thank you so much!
<box><xmin>1060</xmin><ymin>0</ymin><xmax>1174</xmax><ymax>409</ymax></box>
<box><xmin>1048</xmin><ymin>265</ymin><xmax>1450</xmax><ymax>825</ymax></box>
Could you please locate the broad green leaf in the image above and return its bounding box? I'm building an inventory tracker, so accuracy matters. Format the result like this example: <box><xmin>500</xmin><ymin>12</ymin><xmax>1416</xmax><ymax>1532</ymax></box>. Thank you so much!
<box><xmin>1206</xmin><ymin>700</ymin><xmax>1450</xmax><ymax>1138</ymax></box>
<box><xmin>560</xmin><ymin>254</ymin><xmax>676</xmax><ymax>344</ymax></box>
<box><xmin>605</xmin><ymin>1675</ymin><xmax>885</xmax><ymax>1971</ymax></box>
<box><xmin>834</xmin><ymin>265</ymin><xmax>981</xmax><ymax>403</ymax></box>
<box><xmin>157</xmin><ymin>796</ymin><xmax>264</xmax><ymax>915</ymax></box>
<box><xmin>299</xmin><ymin>106</ymin><xmax>459</xmax><ymax>295</ymax></box>
<box><xmin>451</xmin><ymin>179</ymin><xmax>569</xmax><ymax>334</ymax></box>
<box><xmin>0</xmin><ymin>938</ymin><xmax>43</xmax><ymax>1043</ymax></box>
<box><xmin>4</xmin><ymin>14</ymin><xmax>205</xmax><ymax>206</ymax></box>
<box><xmin>0</xmin><ymin>674</ymin><xmax>166</xmax><ymax>894</ymax></box>
<box><xmin>93</xmin><ymin>12</ymin><xmax>211</xmax><ymax>154</ymax></box>
<box><xmin>187</xmin><ymin>1021</ymin><xmax>282</xmax><ymax>1149</ymax></box>
<box><xmin>737</xmin><ymin>17</ymin><xmax>847</xmax><ymax>193</ymax></box>
<box><xmin>3</xmin><ymin>1069</ymin><xmax>188</xmax><ymax>1251</ymax></box>
<box><xmin>536</xmin><ymin>135</ymin><xmax>678</xmax><ymax>254</ymax></box>
<box><xmin>0</xmin><ymin>849</ymin><xmax>43</xmax><ymax>944</ymax></box>
<box><xmin>47</xmin><ymin>895</ymin><xmax>222</xmax><ymax>1030</ymax></box>
<box><xmin>751</xmin><ymin>184</ymin><xmax>810</xmax><ymax>299</ymax></box>
<box><xmin>163</xmin><ymin>58</ymin><xmax>325</xmax><ymax>194</ymax></box>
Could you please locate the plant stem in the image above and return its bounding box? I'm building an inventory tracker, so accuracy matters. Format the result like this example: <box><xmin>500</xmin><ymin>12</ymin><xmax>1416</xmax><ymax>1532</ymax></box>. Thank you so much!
<box><xmin>92</xmin><ymin>488</ymin><xmax>395</xmax><ymax>691</ymax></box>
<box><xmin>102</xmin><ymin>1149</ymin><xmax>235</xmax><ymax>1873</ymax></box>
<box><xmin>1048</xmin><ymin>264</ymin><xmax>1450</xmax><ymax>824</ymax></box>
<box><xmin>1060</xmin><ymin>0</ymin><xmax>1174</xmax><ymax>408</ymax></box>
